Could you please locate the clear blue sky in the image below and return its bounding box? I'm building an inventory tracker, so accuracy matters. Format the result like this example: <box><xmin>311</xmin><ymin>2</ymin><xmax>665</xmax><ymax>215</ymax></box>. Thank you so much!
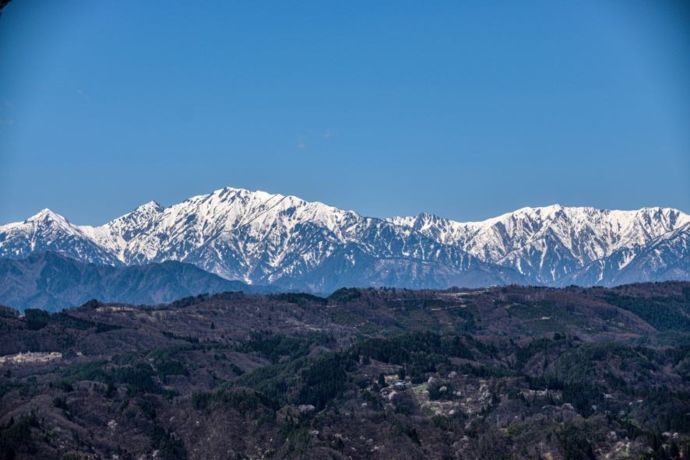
<box><xmin>1</xmin><ymin>0</ymin><xmax>688</xmax><ymax>224</ymax></box>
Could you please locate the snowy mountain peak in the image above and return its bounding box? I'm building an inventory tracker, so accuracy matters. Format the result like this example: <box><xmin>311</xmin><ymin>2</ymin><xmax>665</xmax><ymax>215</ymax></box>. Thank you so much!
<box><xmin>1</xmin><ymin>187</ymin><xmax>688</xmax><ymax>289</ymax></box>
<box><xmin>390</xmin><ymin>204</ymin><xmax>689</xmax><ymax>283</ymax></box>
<box><xmin>98</xmin><ymin>201</ymin><xmax>165</xmax><ymax>227</ymax></box>
<box><xmin>136</xmin><ymin>200</ymin><xmax>165</xmax><ymax>213</ymax></box>
<box><xmin>515</xmin><ymin>204</ymin><xmax>564</xmax><ymax>216</ymax></box>
<box><xmin>0</xmin><ymin>208</ymin><xmax>120</xmax><ymax>265</ymax></box>
<box><xmin>25</xmin><ymin>208</ymin><xmax>69</xmax><ymax>225</ymax></box>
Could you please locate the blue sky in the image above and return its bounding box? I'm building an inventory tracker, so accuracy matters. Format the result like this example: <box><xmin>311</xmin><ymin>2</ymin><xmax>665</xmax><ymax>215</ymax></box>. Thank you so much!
<box><xmin>0</xmin><ymin>0</ymin><xmax>688</xmax><ymax>224</ymax></box>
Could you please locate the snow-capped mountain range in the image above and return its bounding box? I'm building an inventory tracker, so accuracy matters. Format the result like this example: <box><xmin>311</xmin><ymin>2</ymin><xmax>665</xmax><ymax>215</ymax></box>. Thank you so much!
<box><xmin>1</xmin><ymin>187</ymin><xmax>688</xmax><ymax>291</ymax></box>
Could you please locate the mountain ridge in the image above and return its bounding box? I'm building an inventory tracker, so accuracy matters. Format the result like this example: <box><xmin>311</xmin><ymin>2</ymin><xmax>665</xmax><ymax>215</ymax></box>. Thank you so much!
<box><xmin>0</xmin><ymin>251</ymin><xmax>270</xmax><ymax>311</ymax></box>
<box><xmin>1</xmin><ymin>186</ymin><xmax>688</xmax><ymax>290</ymax></box>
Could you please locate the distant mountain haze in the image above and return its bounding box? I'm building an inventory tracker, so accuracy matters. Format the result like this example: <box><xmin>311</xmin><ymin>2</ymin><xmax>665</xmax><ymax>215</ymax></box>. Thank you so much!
<box><xmin>0</xmin><ymin>187</ymin><xmax>688</xmax><ymax>294</ymax></box>
<box><xmin>0</xmin><ymin>252</ymin><xmax>270</xmax><ymax>311</ymax></box>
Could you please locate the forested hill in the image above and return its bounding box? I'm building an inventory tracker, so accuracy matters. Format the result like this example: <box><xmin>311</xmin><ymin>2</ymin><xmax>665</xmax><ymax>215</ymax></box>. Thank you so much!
<box><xmin>1</xmin><ymin>282</ymin><xmax>690</xmax><ymax>458</ymax></box>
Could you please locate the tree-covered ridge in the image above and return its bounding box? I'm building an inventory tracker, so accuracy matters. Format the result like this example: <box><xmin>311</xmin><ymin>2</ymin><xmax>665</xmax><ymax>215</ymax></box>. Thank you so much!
<box><xmin>1</xmin><ymin>282</ymin><xmax>690</xmax><ymax>458</ymax></box>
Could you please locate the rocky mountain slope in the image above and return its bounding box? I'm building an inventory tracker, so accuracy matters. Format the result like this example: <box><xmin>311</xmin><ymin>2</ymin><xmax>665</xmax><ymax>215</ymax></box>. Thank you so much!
<box><xmin>391</xmin><ymin>205</ymin><xmax>690</xmax><ymax>285</ymax></box>
<box><xmin>1</xmin><ymin>187</ymin><xmax>688</xmax><ymax>290</ymax></box>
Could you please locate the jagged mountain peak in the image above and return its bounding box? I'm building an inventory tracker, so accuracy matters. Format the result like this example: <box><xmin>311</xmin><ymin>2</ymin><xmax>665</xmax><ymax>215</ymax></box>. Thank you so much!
<box><xmin>395</xmin><ymin>204</ymin><xmax>689</xmax><ymax>234</ymax></box>
<box><xmin>0</xmin><ymin>208</ymin><xmax>120</xmax><ymax>265</ymax></box>
<box><xmin>507</xmin><ymin>203</ymin><xmax>565</xmax><ymax>216</ymax></box>
<box><xmin>1</xmin><ymin>187</ymin><xmax>688</xmax><ymax>289</ymax></box>
<box><xmin>136</xmin><ymin>200</ymin><xmax>165</xmax><ymax>213</ymax></box>
<box><xmin>390</xmin><ymin>204</ymin><xmax>690</xmax><ymax>284</ymax></box>
<box><xmin>104</xmin><ymin>200</ymin><xmax>165</xmax><ymax>225</ymax></box>
<box><xmin>194</xmin><ymin>186</ymin><xmax>357</xmax><ymax>217</ymax></box>
<box><xmin>5</xmin><ymin>208</ymin><xmax>81</xmax><ymax>238</ymax></box>
<box><xmin>162</xmin><ymin>186</ymin><xmax>362</xmax><ymax>242</ymax></box>
<box><xmin>24</xmin><ymin>208</ymin><xmax>70</xmax><ymax>225</ymax></box>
